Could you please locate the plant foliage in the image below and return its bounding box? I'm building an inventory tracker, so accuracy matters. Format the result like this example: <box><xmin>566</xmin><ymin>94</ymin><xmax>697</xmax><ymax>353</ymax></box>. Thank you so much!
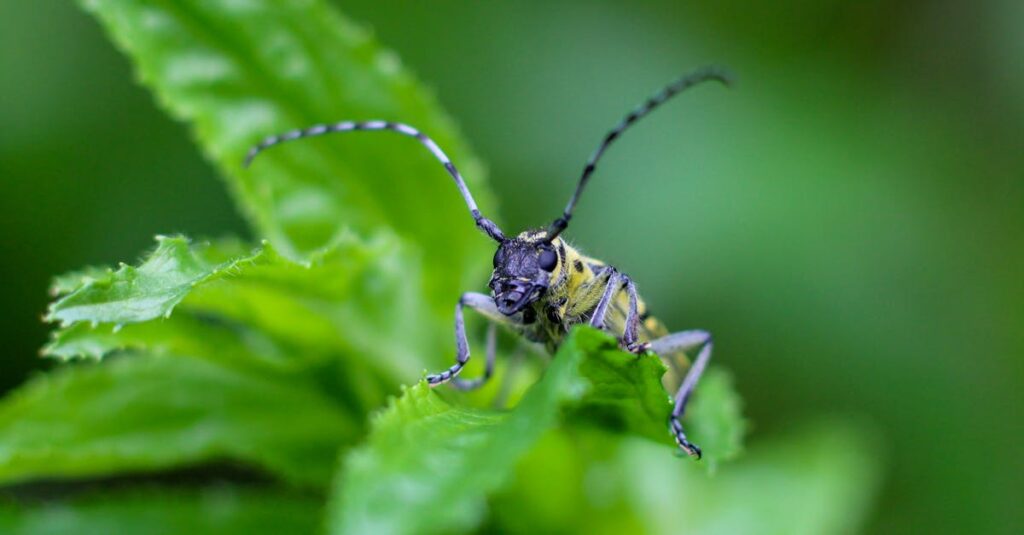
<box><xmin>0</xmin><ymin>1</ymin><xmax>879</xmax><ymax>533</ymax></box>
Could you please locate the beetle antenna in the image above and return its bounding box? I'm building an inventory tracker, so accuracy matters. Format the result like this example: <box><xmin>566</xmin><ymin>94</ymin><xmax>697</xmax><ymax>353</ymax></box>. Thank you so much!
<box><xmin>244</xmin><ymin>120</ymin><xmax>505</xmax><ymax>242</ymax></box>
<box><xmin>544</xmin><ymin>65</ymin><xmax>734</xmax><ymax>242</ymax></box>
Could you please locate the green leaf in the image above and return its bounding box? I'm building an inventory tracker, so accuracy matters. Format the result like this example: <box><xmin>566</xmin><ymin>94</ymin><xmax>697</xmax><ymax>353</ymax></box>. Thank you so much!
<box><xmin>0</xmin><ymin>355</ymin><xmax>356</xmax><ymax>488</ymax></box>
<box><xmin>488</xmin><ymin>421</ymin><xmax>879</xmax><ymax>535</ymax></box>
<box><xmin>43</xmin><ymin>312</ymin><xmax>289</xmax><ymax>367</ymax></box>
<box><xmin>568</xmin><ymin>328</ymin><xmax>674</xmax><ymax>441</ymax></box>
<box><xmin>617</xmin><ymin>421</ymin><xmax>883</xmax><ymax>535</ymax></box>
<box><xmin>45</xmin><ymin>233</ymin><xmax>445</xmax><ymax>380</ymax></box>
<box><xmin>36</xmin><ymin>232</ymin><xmax>448</xmax><ymax>490</ymax></box>
<box><xmin>79</xmin><ymin>0</ymin><xmax>498</xmax><ymax>309</ymax></box>
<box><xmin>49</xmin><ymin>266</ymin><xmax>114</xmax><ymax>298</ymax></box>
<box><xmin>327</xmin><ymin>330</ymin><xmax>589</xmax><ymax>535</ymax></box>
<box><xmin>684</xmin><ymin>367</ymin><xmax>746</xmax><ymax>467</ymax></box>
<box><xmin>46</xmin><ymin>235</ymin><xmax>261</xmax><ymax>327</ymax></box>
<box><xmin>178</xmin><ymin>233</ymin><xmax>444</xmax><ymax>379</ymax></box>
<box><xmin>564</xmin><ymin>328</ymin><xmax>745</xmax><ymax>466</ymax></box>
<box><xmin>0</xmin><ymin>487</ymin><xmax>321</xmax><ymax>535</ymax></box>
<box><xmin>485</xmin><ymin>428</ymin><xmax>650</xmax><ymax>534</ymax></box>
<box><xmin>326</xmin><ymin>327</ymin><xmax>743</xmax><ymax>534</ymax></box>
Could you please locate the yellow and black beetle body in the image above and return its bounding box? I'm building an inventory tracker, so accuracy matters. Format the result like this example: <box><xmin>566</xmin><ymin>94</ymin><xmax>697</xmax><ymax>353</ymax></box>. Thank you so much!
<box><xmin>488</xmin><ymin>229</ymin><xmax>692</xmax><ymax>391</ymax></box>
<box><xmin>490</xmin><ymin>231</ymin><xmax>649</xmax><ymax>349</ymax></box>
<box><xmin>244</xmin><ymin>66</ymin><xmax>733</xmax><ymax>458</ymax></box>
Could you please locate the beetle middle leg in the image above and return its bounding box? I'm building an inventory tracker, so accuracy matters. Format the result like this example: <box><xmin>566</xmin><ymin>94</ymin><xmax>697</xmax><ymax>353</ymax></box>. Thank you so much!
<box><xmin>427</xmin><ymin>292</ymin><xmax>517</xmax><ymax>388</ymax></box>
<box><xmin>589</xmin><ymin>268</ymin><xmax>642</xmax><ymax>350</ymax></box>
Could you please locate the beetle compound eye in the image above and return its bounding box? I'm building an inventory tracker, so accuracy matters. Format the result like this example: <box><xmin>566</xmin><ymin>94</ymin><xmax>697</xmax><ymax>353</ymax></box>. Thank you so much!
<box><xmin>538</xmin><ymin>249</ymin><xmax>557</xmax><ymax>271</ymax></box>
<box><xmin>493</xmin><ymin>249</ymin><xmax>503</xmax><ymax>268</ymax></box>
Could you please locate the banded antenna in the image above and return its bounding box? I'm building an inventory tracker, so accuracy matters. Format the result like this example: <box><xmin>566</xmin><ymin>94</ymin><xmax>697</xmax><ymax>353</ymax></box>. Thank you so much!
<box><xmin>544</xmin><ymin>65</ymin><xmax>735</xmax><ymax>242</ymax></box>
<box><xmin>243</xmin><ymin>120</ymin><xmax>505</xmax><ymax>242</ymax></box>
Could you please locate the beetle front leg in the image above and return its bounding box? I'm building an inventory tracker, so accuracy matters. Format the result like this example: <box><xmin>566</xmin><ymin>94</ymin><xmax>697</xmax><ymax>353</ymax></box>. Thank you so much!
<box><xmin>649</xmin><ymin>329</ymin><xmax>713</xmax><ymax>459</ymax></box>
<box><xmin>427</xmin><ymin>292</ymin><xmax>512</xmax><ymax>388</ymax></box>
<box><xmin>451</xmin><ymin>322</ymin><xmax>497</xmax><ymax>391</ymax></box>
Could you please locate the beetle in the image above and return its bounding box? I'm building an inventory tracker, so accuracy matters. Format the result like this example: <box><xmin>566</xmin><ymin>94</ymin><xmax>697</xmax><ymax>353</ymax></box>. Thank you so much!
<box><xmin>244</xmin><ymin>66</ymin><xmax>733</xmax><ymax>458</ymax></box>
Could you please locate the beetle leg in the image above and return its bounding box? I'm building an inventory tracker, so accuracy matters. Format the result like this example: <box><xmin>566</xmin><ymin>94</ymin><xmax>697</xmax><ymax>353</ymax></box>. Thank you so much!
<box><xmin>589</xmin><ymin>269</ymin><xmax>642</xmax><ymax>350</ymax></box>
<box><xmin>620</xmin><ymin>274</ymin><xmax>641</xmax><ymax>349</ymax></box>
<box><xmin>589</xmin><ymin>269</ymin><xmax>622</xmax><ymax>329</ymax></box>
<box><xmin>427</xmin><ymin>292</ymin><xmax>517</xmax><ymax>388</ymax></box>
<box><xmin>451</xmin><ymin>322</ymin><xmax>497</xmax><ymax>390</ymax></box>
<box><xmin>648</xmin><ymin>330</ymin><xmax>713</xmax><ymax>459</ymax></box>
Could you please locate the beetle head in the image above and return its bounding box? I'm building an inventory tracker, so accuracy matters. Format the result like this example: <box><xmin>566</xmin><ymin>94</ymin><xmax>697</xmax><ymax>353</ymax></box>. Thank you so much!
<box><xmin>489</xmin><ymin>233</ymin><xmax>559</xmax><ymax>316</ymax></box>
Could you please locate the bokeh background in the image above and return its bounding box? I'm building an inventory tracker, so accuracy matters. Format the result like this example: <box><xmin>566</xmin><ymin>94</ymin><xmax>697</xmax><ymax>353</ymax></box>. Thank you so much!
<box><xmin>2</xmin><ymin>1</ymin><xmax>1021</xmax><ymax>533</ymax></box>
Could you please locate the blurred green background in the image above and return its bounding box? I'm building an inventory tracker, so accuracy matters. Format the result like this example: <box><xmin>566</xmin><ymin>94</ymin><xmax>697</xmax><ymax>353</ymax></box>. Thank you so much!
<box><xmin>1</xmin><ymin>1</ymin><xmax>1021</xmax><ymax>533</ymax></box>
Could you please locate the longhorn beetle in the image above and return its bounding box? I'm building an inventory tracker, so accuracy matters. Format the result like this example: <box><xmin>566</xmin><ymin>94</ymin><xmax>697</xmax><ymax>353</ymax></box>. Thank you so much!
<box><xmin>244</xmin><ymin>66</ymin><xmax>733</xmax><ymax>458</ymax></box>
